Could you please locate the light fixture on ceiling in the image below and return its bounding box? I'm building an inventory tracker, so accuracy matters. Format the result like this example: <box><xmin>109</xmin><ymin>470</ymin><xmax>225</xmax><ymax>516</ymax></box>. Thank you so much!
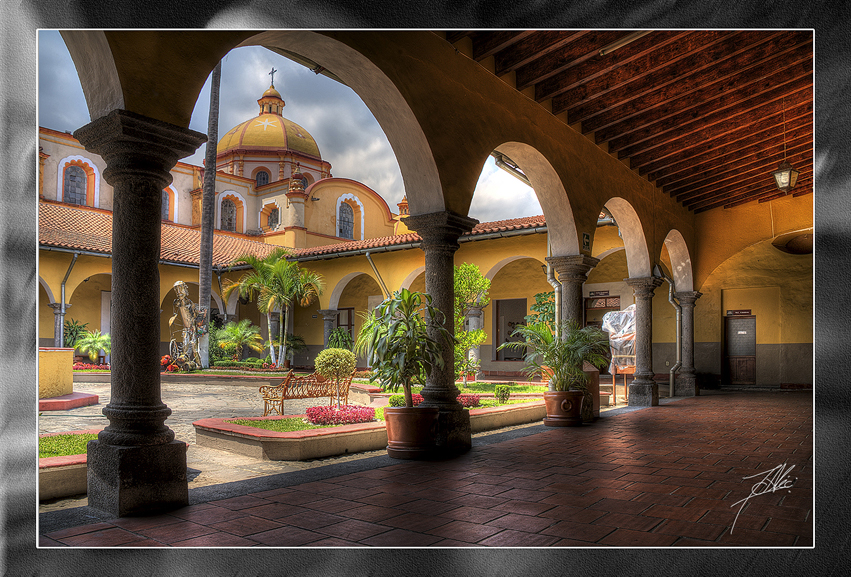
<box><xmin>598</xmin><ymin>31</ymin><xmax>653</xmax><ymax>56</ymax></box>
<box><xmin>772</xmin><ymin>98</ymin><xmax>800</xmax><ymax>194</ymax></box>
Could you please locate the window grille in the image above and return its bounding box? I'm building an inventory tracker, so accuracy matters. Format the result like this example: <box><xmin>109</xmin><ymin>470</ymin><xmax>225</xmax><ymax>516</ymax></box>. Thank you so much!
<box><xmin>267</xmin><ymin>207</ymin><xmax>279</xmax><ymax>229</ymax></box>
<box><xmin>339</xmin><ymin>202</ymin><xmax>354</xmax><ymax>239</ymax></box>
<box><xmin>256</xmin><ymin>170</ymin><xmax>269</xmax><ymax>187</ymax></box>
<box><xmin>64</xmin><ymin>166</ymin><xmax>86</xmax><ymax>205</ymax></box>
<box><xmin>162</xmin><ymin>190</ymin><xmax>170</xmax><ymax>220</ymax></box>
<box><xmin>221</xmin><ymin>199</ymin><xmax>236</xmax><ymax>231</ymax></box>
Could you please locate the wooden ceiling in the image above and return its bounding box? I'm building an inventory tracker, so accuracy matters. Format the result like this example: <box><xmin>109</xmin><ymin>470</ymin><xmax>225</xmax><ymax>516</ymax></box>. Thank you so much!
<box><xmin>445</xmin><ymin>30</ymin><xmax>813</xmax><ymax>214</ymax></box>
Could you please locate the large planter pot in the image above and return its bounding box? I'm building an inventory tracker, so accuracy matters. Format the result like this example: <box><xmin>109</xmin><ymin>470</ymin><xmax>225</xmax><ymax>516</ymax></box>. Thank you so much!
<box><xmin>543</xmin><ymin>390</ymin><xmax>584</xmax><ymax>427</ymax></box>
<box><xmin>384</xmin><ymin>406</ymin><xmax>439</xmax><ymax>459</ymax></box>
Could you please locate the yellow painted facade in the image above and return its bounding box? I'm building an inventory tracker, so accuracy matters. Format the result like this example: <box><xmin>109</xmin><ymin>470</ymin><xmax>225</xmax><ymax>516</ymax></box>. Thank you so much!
<box><xmin>38</xmin><ymin>348</ymin><xmax>75</xmax><ymax>399</ymax></box>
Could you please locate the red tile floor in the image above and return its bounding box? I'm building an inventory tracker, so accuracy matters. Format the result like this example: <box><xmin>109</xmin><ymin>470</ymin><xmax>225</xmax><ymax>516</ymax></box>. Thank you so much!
<box><xmin>39</xmin><ymin>391</ymin><xmax>813</xmax><ymax>547</ymax></box>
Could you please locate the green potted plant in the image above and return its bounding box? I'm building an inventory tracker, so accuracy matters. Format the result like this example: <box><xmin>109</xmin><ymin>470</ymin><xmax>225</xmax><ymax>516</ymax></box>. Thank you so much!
<box><xmin>498</xmin><ymin>320</ymin><xmax>609</xmax><ymax>426</ymax></box>
<box><xmin>327</xmin><ymin>327</ymin><xmax>354</xmax><ymax>351</ymax></box>
<box><xmin>356</xmin><ymin>288</ymin><xmax>453</xmax><ymax>459</ymax></box>
<box><xmin>314</xmin><ymin>347</ymin><xmax>357</xmax><ymax>409</ymax></box>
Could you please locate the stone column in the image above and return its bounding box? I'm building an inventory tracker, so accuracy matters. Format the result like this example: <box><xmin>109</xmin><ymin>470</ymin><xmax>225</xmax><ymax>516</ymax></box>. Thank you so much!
<box><xmin>674</xmin><ymin>291</ymin><xmax>702</xmax><ymax>397</ymax></box>
<box><xmin>49</xmin><ymin>303</ymin><xmax>69</xmax><ymax>347</ymax></box>
<box><xmin>74</xmin><ymin>109</ymin><xmax>206</xmax><ymax>516</ymax></box>
<box><xmin>625</xmin><ymin>277</ymin><xmax>664</xmax><ymax>406</ymax></box>
<box><xmin>318</xmin><ymin>309</ymin><xmax>340</xmax><ymax>347</ymax></box>
<box><xmin>546</xmin><ymin>255</ymin><xmax>599</xmax><ymax>329</ymax></box>
<box><xmin>403</xmin><ymin>211</ymin><xmax>478</xmax><ymax>456</ymax></box>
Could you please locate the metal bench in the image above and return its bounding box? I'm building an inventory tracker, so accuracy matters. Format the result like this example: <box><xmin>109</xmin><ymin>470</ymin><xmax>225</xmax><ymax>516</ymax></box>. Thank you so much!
<box><xmin>258</xmin><ymin>370</ymin><xmax>354</xmax><ymax>416</ymax></box>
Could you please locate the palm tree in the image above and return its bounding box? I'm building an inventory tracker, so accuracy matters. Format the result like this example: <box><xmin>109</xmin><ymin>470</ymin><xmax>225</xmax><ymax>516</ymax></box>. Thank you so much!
<box><xmin>76</xmin><ymin>330</ymin><xmax>111</xmax><ymax>363</ymax></box>
<box><xmin>197</xmin><ymin>59</ymin><xmax>222</xmax><ymax>369</ymax></box>
<box><xmin>222</xmin><ymin>248</ymin><xmax>324</xmax><ymax>365</ymax></box>
<box><xmin>215</xmin><ymin>319</ymin><xmax>265</xmax><ymax>361</ymax></box>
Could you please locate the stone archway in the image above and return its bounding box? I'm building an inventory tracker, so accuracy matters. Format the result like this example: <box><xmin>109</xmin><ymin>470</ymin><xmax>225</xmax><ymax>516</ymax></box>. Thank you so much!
<box><xmin>662</xmin><ymin>229</ymin><xmax>694</xmax><ymax>292</ymax></box>
<box><xmin>603</xmin><ymin>197</ymin><xmax>652</xmax><ymax>279</ymax></box>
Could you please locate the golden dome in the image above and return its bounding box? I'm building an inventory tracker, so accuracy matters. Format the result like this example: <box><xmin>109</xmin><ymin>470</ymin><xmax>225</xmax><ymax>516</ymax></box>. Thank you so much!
<box><xmin>217</xmin><ymin>85</ymin><xmax>321</xmax><ymax>159</ymax></box>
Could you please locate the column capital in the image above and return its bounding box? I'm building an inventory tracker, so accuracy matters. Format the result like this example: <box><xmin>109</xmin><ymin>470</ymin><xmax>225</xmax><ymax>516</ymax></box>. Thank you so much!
<box><xmin>48</xmin><ymin>302</ymin><xmax>69</xmax><ymax>313</ymax></box>
<box><xmin>402</xmin><ymin>211</ymin><xmax>478</xmax><ymax>250</ymax></box>
<box><xmin>625</xmin><ymin>276</ymin><xmax>664</xmax><ymax>298</ymax></box>
<box><xmin>546</xmin><ymin>254</ymin><xmax>600</xmax><ymax>283</ymax></box>
<box><xmin>317</xmin><ymin>309</ymin><xmax>340</xmax><ymax>320</ymax></box>
<box><xmin>675</xmin><ymin>291</ymin><xmax>703</xmax><ymax>306</ymax></box>
<box><xmin>74</xmin><ymin>109</ymin><xmax>207</xmax><ymax>189</ymax></box>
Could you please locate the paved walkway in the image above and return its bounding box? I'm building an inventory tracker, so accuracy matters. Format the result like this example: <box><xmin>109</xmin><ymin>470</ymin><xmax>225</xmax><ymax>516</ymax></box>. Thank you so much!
<box><xmin>38</xmin><ymin>389</ymin><xmax>812</xmax><ymax>547</ymax></box>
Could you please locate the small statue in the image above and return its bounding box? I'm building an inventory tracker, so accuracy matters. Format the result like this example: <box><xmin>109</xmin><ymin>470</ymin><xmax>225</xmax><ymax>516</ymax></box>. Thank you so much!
<box><xmin>168</xmin><ymin>281</ymin><xmax>207</xmax><ymax>369</ymax></box>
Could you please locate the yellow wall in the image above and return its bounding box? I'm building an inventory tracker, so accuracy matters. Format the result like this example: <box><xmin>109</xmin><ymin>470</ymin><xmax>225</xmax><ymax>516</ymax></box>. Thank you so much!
<box><xmin>38</xmin><ymin>348</ymin><xmax>75</xmax><ymax>399</ymax></box>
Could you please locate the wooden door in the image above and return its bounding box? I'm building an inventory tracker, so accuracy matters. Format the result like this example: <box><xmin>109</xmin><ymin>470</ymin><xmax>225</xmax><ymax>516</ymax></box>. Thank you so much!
<box><xmin>724</xmin><ymin>316</ymin><xmax>756</xmax><ymax>385</ymax></box>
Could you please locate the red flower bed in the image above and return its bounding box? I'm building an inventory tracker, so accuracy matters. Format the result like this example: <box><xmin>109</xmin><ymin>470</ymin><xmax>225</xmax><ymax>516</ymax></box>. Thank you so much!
<box><xmin>73</xmin><ymin>362</ymin><xmax>110</xmax><ymax>370</ymax></box>
<box><xmin>305</xmin><ymin>405</ymin><xmax>376</xmax><ymax>426</ymax></box>
<box><xmin>161</xmin><ymin>355</ymin><xmax>171</xmax><ymax>367</ymax></box>
<box><xmin>457</xmin><ymin>394</ymin><xmax>481</xmax><ymax>408</ymax></box>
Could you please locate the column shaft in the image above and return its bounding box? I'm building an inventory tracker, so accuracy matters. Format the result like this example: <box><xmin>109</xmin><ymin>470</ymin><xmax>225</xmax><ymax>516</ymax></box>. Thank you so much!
<box><xmin>625</xmin><ymin>277</ymin><xmax>664</xmax><ymax>406</ymax></box>
<box><xmin>403</xmin><ymin>211</ymin><xmax>477</xmax><ymax>456</ymax></box>
<box><xmin>74</xmin><ymin>109</ymin><xmax>206</xmax><ymax>516</ymax></box>
<box><xmin>675</xmin><ymin>291</ymin><xmax>702</xmax><ymax>396</ymax></box>
<box><xmin>49</xmin><ymin>303</ymin><xmax>68</xmax><ymax>348</ymax></box>
<box><xmin>318</xmin><ymin>309</ymin><xmax>340</xmax><ymax>348</ymax></box>
<box><xmin>546</xmin><ymin>255</ymin><xmax>599</xmax><ymax>329</ymax></box>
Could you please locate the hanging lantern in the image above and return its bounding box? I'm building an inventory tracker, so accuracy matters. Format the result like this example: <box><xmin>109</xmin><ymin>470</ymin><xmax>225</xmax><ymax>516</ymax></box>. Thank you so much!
<box><xmin>773</xmin><ymin>98</ymin><xmax>799</xmax><ymax>194</ymax></box>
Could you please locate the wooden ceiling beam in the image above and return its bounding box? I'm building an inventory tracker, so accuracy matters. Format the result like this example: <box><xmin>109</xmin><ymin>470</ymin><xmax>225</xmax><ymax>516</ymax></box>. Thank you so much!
<box><xmin>684</xmin><ymin>162</ymin><xmax>812</xmax><ymax>211</ymax></box>
<box><xmin>470</xmin><ymin>30</ymin><xmax>536</xmax><ymax>61</ymax></box>
<box><xmin>513</xmin><ymin>30</ymin><xmax>628</xmax><ymax>90</ymax></box>
<box><xmin>662</xmin><ymin>132</ymin><xmax>812</xmax><ymax>195</ymax></box>
<box><xmin>531</xmin><ymin>31</ymin><xmax>687</xmax><ymax>102</ymax></box>
<box><xmin>610</xmin><ymin>69</ymin><xmax>813</xmax><ymax>157</ymax></box>
<box><xmin>693</xmin><ymin>174</ymin><xmax>813</xmax><ymax>213</ymax></box>
<box><xmin>493</xmin><ymin>30</ymin><xmax>586</xmax><ymax>76</ymax></box>
<box><xmin>588</xmin><ymin>42</ymin><xmax>812</xmax><ymax>142</ymax></box>
<box><xmin>444</xmin><ymin>31</ymin><xmax>472</xmax><ymax>45</ymax></box>
<box><xmin>626</xmin><ymin>88</ymin><xmax>812</xmax><ymax>171</ymax></box>
<box><xmin>641</xmin><ymin>102</ymin><xmax>812</xmax><ymax>178</ymax></box>
<box><xmin>559</xmin><ymin>31</ymin><xmax>788</xmax><ymax>124</ymax></box>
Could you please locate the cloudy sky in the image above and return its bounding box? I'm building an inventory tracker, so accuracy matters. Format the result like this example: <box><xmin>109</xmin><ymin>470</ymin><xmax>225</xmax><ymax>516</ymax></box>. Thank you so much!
<box><xmin>37</xmin><ymin>30</ymin><xmax>542</xmax><ymax>223</ymax></box>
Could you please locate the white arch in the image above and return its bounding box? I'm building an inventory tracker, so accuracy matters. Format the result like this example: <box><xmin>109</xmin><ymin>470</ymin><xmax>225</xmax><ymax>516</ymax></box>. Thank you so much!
<box><xmin>493</xmin><ymin>142</ymin><xmax>580</xmax><ymax>255</ymax></box>
<box><xmin>164</xmin><ymin>185</ymin><xmax>179</xmax><ymax>222</ymax></box>
<box><xmin>663</xmin><ymin>229</ymin><xmax>694</xmax><ymax>292</ymax></box>
<box><xmin>56</xmin><ymin>154</ymin><xmax>102</xmax><ymax>207</ymax></box>
<box><xmin>604</xmin><ymin>197</ymin><xmax>652</xmax><ymax>278</ymax></box>
<box><xmin>484</xmin><ymin>255</ymin><xmax>541</xmax><ymax>280</ymax></box>
<box><xmin>400</xmin><ymin>266</ymin><xmax>425</xmax><ymax>291</ymax></box>
<box><xmin>336</xmin><ymin>193</ymin><xmax>365</xmax><ymax>240</ymax></box>
<box><xmin>238</xmin><ymin>31</ymin><xmax>444</xmax><ymax>215</ymax></box>
<box><xmin>60</xmin><ymin>31</ymin><xmax>125</xmax><ymax>121</ymax></box>
<box><xmin>39</xmin><ymin>277</ymin><xmax>57</xmax><ymax>304</ymax></box>
<box><xmin>258</xmin><ymin>198</ymin><xmax>282</xmax><ymax>230</ymax></box>
<box><xmin>328</xmin><ymin>271</ymin><xmax>378</xmax><ymax>310</ymax></box>
<box><xmin>217</xmin><ymin>190</ymin><xmax>248</xmax><ymax>232</ymax></box>
<box><xmin>595</xmin><ymin>246</ymin><xmax>626</xmax><ymax>262</ymax></box>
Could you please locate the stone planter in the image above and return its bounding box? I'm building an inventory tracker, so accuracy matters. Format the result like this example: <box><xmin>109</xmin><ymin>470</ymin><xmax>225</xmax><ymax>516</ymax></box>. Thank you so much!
<box><xmin>542</xmin><ymin>390</ymin><xmax>584</xmax><ymax>427</ymax></box>
<box><xmin>384</xmin><ymin>406</ymin><xmax>439</xmax><ymax>459</ymax></box>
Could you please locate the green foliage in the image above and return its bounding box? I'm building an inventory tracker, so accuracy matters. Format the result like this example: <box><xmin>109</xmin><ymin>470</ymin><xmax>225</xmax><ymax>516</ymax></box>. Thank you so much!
<box><xmin>356</xmin><ymin>288</ymin><xmax>453</xmax><ymax>408</ymax></box>
<box><xmin>495</xmin><ymin>384</ymin><xmax>511</xmax><ymax>403</ymax></box>
<box><xmin>525</xmin><ymin>291</ymin><xmax>556</xmax><ymax>331</ymax></box>
<box><xmin>226</xmin><ymin>417</ymin><xmax>333</xmax><ymax>432</ymax></box>
<box><xmin>315</xmin><ymin>348</ymin><xmax>357</xmax><ymax>382</ymax></box>
<box><xmin>208</xmin><ymin>326</ymin><xmax>233</xmax><ymax>363</ymax></box>
<box><xmin>388</xmin><ymin>394</ymin><xmax>406</xmax><ymax>407</ymax></box>
<box><xmin>39</xmin><ymin>433</ymin><xmax>99</xmax><ymax>458</ymax></box>
<box><xmin>63</xmin><ymin>318</ymin><xmax>89</xmax><ymax>348</ymax></box>
<box><xmin>75</xmin><ymin>330</ymin><xmax>111</xmax><ymax>362</ymax></box>
<box><xmin>498</xmin><ymin>320</ymin><xmax>609</xmax><ymax>392</ymax></box>
<box><xmin>453</xmin><ymin>263</ymin><xmax>490</xmax><ymax>387</ymax></box>
<box><xmin>328</xmin><ymin>327</ymin><xmax>354</xmax><ymax>350</ymax></box>
<box><xmin>454</xmin><ymin>328</ymin><xmax>486</xmax><ymax>387</ymax></box>
<box><xmin>215</xmin><ymin>319</ymin><xmax>265</xmax><ymax>360</ymax></box>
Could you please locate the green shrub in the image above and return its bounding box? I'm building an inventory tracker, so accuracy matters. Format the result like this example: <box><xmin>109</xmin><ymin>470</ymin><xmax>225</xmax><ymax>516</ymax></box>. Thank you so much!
<box><xmin>495</xmin><ymin>384</ymin><xmax>511</xmax><ymax>404</ymax></box>
<box><xmin>328</xmin><ymin>327</ymin><xmax>354</xmax><ymax>350</ymax></box>
<box><xmin>388</xmin><ymin>394</ymin><xmax>405</xmax><ymax>407</ymax></box>
<box><xmin>314</xmin><ymin>348</ymin><xmax>357</xmax><ymax>381</ymax></box>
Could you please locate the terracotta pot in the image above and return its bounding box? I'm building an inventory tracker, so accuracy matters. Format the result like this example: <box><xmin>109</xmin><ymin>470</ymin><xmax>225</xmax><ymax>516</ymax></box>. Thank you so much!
<box><xmin>283</xmin><ymin>359</ymin><xmax>291</xmax><ymax>369</ymax></box>
<box><xmin>384</xmin><ymin>406</ymin><xmax>439</xmax><ymax>459</ymax></box>
<box><xmin>542</xmin><ymin>390</ymin><xmax>584</xmax><ymax>427</ymax></box>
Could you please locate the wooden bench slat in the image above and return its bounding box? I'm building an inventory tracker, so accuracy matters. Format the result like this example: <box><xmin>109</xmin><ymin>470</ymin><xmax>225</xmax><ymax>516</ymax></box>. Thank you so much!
<box><xmin>259</xmin><ymin>370</ymin><xmax>354</xmax><ymax>416</ymax></box>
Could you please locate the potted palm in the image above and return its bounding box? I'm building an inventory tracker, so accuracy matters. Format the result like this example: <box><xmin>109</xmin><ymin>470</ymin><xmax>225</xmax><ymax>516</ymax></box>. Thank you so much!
<box><xmin>75</xmin><ymin>329</ymin><xmax>111</xmax><ymax>365</ymax></box>
<box><xmin>499</xmin><ymin>320</ymin><xmax>609</xmax><ymax>426</ymax></box>
<box><xmin>356</xmin><ymin>288</ymin><xmax>452</xmax><ymax>459</ymax></box>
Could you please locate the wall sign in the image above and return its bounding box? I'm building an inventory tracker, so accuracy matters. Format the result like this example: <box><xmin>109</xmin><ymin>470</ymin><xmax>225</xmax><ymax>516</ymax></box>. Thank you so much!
<box><xmin>726</xmin><ymin>310</ymin><xmax>752</xmax><ymax>316</ymax></box>
<box><xmin>590</xmin><ymin>290</ymin><xmax>610</xmax><ymax>297</ymax></box>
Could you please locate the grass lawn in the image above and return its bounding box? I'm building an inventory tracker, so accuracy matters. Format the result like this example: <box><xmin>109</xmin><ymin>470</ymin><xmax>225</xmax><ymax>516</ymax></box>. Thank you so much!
<box><xmin>39</xmin><ymin>433</ymin><xmax>98</xmax><ymax>458</ymax></box>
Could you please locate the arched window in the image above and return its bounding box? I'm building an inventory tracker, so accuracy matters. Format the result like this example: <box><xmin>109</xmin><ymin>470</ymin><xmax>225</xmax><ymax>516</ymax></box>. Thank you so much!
<box><xmin>221</xmin><ymin>199</ymin><xmax>236</xmax><ymax>231</ymax></box>
<box><xmin>267</xmin><ymin>207</ymin><xmax>279</xmax><ymax>230</ymax></box>
<box><xmin>64</xmin><ymin>166</ymin><xmax>87</xmax><ymax>205</ymax></box>
<box><xmin>338</xmin><ymin>202</ymin><xmax>354</xmax><ymax>239</ymax></box>
<box><xmin>256</xmin><ymin>170</ymin><xmax>270</xmax><ymax>187</ymax></box>
<box><xmin>162</xmin><ymin>190</ymin><xmax>170</xmax><ymax>220</ymax></box>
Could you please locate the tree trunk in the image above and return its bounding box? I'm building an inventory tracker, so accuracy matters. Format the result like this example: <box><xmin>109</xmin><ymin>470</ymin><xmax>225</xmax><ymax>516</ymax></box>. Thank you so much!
<box><xmin>266</xmin><ymin>311</ymin><xmax>276</xmax><ymax>364</ymax></box>
<box><xmin>278</xmin><ymin>305</ymin><xmax>288</xmax><ymax>367</ymax></box>
<box><xmin>198</xmin><ymin>60</ymin><xmax>221</xmax><ymax>369</ymax></box>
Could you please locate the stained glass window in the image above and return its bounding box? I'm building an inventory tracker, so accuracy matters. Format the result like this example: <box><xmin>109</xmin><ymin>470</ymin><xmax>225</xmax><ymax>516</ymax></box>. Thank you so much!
<box><xmin>64</xmin><ymin>166</ymin><xmax>86</xmax><ymax>205</ymax></box>
<box><xmin>339</xmin><ymin>202</ymin><xmax>354</xmax><ymax>239</ymax></box>
<box><xmin>221</xmin><ymin>199</ymin><xmax>236</xmax><ymax>231</ymax></box>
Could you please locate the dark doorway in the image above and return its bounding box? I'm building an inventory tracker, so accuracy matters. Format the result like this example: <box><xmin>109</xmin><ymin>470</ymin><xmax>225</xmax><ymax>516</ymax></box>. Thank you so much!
<box><xmin>495</xmin><ymin>298</ymin><xmax>527</xmax><ymax>361</ymax></box>
<box><xmin>724</xmin><ymin>315</ymin><xmax>756</xmax><ymax>385</ymax></box>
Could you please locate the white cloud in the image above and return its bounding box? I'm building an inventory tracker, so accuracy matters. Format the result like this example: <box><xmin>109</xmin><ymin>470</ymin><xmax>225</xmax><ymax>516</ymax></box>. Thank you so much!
<box><xmin>470</xmin><ymin>158</ymin><xmax>543</xmax><ymax>222</ymax></box>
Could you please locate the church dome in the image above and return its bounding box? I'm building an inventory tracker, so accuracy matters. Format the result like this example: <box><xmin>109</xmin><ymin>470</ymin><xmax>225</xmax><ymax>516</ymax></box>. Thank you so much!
<box><xmin>217</xmin><ymin>84</ymin><xmax>322</xmax><ymax>160</ymax></box>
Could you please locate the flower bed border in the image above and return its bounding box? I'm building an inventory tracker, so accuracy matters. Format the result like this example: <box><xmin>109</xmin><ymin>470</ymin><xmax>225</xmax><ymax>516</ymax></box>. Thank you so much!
<box><xmin>193</xmin><ymin>400</ymin><xmax>545</xmax><ymax>461</ymax></box>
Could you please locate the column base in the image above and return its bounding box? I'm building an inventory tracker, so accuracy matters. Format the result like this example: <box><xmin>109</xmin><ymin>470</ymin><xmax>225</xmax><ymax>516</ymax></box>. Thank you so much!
<box><xmin>87</xmin><ymin>439</ymin><xmax>188</xmax><ymax>517</ymax></box>
<box><xmin>433</xmin><ymin>408</ymin><xmax>472</xmax><ymax>458</ymax></box>
<box><xmin>674</xmin><ymin>373</ymin><xmax>699</xmax><ymax>397</ymax></box>
<box><xmin>628</xmin><ymin>380</ymin><xmax>659</xmax><ymax>406</ymax></box>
